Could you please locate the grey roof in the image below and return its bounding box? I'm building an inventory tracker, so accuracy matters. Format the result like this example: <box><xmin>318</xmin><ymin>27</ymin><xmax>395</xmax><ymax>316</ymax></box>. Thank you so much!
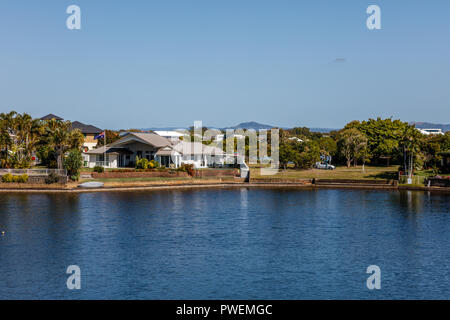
<box><xmin>155</xmin><ymin>146</ymin><xmax>178</xmax><ymax>156</ymax></box>
<box><xmin>85</xmin><ymin>147</ymin><xmax>133</xmax><ymax>155</ymax></box>
<box><xmin>113</xmin><ymin>132</ymin><xmax>172</xmax><ymax>148</ymax></box>
<box><xmin>71</xmin><ymin>121</ymin><xmax>102</xmax><ymax>134</ymax></box>
<box><xmin>40</xmin><ymin>114</ymin><xmax>63</xmax><ymax>121</ymax></box>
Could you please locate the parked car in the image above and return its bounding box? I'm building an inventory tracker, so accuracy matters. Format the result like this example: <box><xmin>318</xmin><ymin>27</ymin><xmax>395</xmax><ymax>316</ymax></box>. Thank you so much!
<box><xmin>315</xmin><ymin>162</ymin><xmax>335</xmax><ymax>170</ymax></box>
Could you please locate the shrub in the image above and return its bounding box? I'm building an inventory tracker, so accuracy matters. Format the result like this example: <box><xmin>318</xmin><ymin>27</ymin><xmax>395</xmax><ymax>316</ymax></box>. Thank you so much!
<box><xmin>45</xmin><ymin>172</ymin><xmax>60</xmax><ymax>184</ymax></box>
<box><xmin>135</xmin><ymin>157</ymin><xmax>149</xmax><ymax>169</ymax></box>
<box><xmin>64</xmin><ymin>149</ymin><xmax>83</xmax><ymax>180</ymax></box>
<box><xmin>17</xmin><ymin>174</ymin><xmax>28</xmax><ymax>183</ymax></box>
<box><xmin>148</xmin><ymin>160</ymin><xmax>160</xmax><ymax>169</ymax></box>
<box><xmin>177</xmin><ymin>164</ymin><xmax>195</xmax><ymax>176</ymax></box>
<box><xmin>2</xmin><ymin>174</ymin><xmax>29</xmax><ymax>183</ymax></box>
<box><xmin>2</xmin><ymin>173</ymin><xmax>13</xmax><ymax>183</ymax></box>
<box><xmin>93</xmin><ymin>166</ymin><xmax>104</xmax><ymax>173</ymax></box>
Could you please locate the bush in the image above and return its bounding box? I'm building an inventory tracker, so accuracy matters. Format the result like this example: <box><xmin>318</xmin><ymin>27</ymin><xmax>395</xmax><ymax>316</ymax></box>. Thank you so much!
<box><xmin>93</xmin><ymin>166</ymin><xmax>104</xmax><ymax>173</ymax></box>
<box><xmin>148</xmin><ymin>160</ymin><xmax>160</xmax><ymax>169</ymax></box>
<box><xmin>135</xmin><ymin>157</ymin><xmax>149</xmax><ymax>169</ymax></box>
<box><xmin>45</xmin><ymin>172</ymin><xmax>60</xmax><ymax>184</ymax></box>
<box><xmin>64</xmin><ymin>149</ymin><xmax>83</xmax><ymax>180</ymax></box>
<box><xmin>17</xmin><ymin>174</ymin><xmax>28</xmax><ymax>183</ymax></box>
<box><xmin>1</xmin><ymin>173</ymin><xmax>28</xmax><ymax>183</ymax></box>
<box><xmin>177</xmin><ymin>164</ymin><xmax>195</xmax><ymax>176</ymax></box>
<box><xmin>2</xmin><ymin>173</ymin><xmax>13</xmax><ymax>183</ymax></box>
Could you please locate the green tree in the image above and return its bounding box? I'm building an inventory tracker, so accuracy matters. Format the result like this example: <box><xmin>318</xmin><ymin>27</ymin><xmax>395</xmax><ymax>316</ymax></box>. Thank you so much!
<box><xmin>338</xmin><ymin>128</ymin><xmax>368</xmax><ymax>167</ymax></box>
<box><xmin>279</xmin><ymin>140</ymin><xmax>297</xmax><ymax>169</ymax></box>
<box><xmin>41</xmin><ymin>120</ymin><xmax>84</xmax><ymax>169</ymax></box>
<box><xmin>96</xmin><ymin>129</ymin><xmax>120</xmax><ymax>146</ymax></box>
<box><xmin>14</xmin><ymin>113</ymin><xmax>43</xmax><ymax>164</ymax></box>
<box><xmin>346</xmin><ymin>118</ymin><xmax>409</xmax><ymax>164</ymax></box>
<box><xmin>293</xmin><ymin>141</ymin><xmax>320</xmax><ymax>169</ymax></box>
<box><xmin>399</xmin><ymin>125</ymin><xmax>423</xmax><ymax>177</ymax></box>
<box><xmin>0</xmin><ymin>111</ymin><xmax>17</xmax><ymax>168</ymax></box>
<box><xmin>318</xmin><ymin>136</ymin><xmax>338</xmax><ymax>157</ymax></box>
<box><xmin>64</xmin><ymin>149</ymin><xmax>83</xmax><ymax>180</ymax></box>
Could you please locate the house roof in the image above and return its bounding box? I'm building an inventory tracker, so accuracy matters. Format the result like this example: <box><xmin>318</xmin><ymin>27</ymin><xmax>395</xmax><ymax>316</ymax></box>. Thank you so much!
<box><xmin>85</xmin><ymin>146</ymin><xmax>133</xmax><ymax>155</ymax></box>
<box><xmin>40</xmin><ymin>114</ymin><xmax>63</xmax><ymax>121</ymax></box>
<box><xmin>155</xmin><ymin>146</ymin><xmax>179</xmax><ymax>156</ymax></box>
<box><xmin>105</xmin><ymin>132</ymin><xmax>225</xmax><ymax>156</ymax></box>
<box><xmin>70</xmin><ymin>121</ymin><xmax>102</xmax><ymax>134</ymax></box>
<box><xmin>112</xmin><ymin>132</ymin><xmax>172</xmax><ymax>148</ymax></box>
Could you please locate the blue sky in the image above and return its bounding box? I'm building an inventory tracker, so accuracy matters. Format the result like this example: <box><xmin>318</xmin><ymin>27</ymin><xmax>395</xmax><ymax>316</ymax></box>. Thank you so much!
<box><xmin>1</xmin><ymin>0</ymin><xmax>449</xmax><ymax>129</ymax></box>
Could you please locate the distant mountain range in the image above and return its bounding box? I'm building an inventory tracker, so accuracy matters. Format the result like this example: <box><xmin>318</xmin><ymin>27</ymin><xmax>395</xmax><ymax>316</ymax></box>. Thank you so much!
<box><xmin>410</xmin><ymin>122</ymin><xmax>450</xmax><ymax>132</ymax></box>
<box><xmin>222</xmin><ymin>121</ymin><xmax>274</xmax><ymax>130</ymax></box>
<box><xmin>222</xmin><ymin>122</ymin><xmax>337</xmax><ymax>133</ymax></box>
<box><xmin>140</xmin><ymin>121</ymin><xmax>449</xmax><ymax>134</ymax></box>
<box><xmin>141</xmin><ymin>122</ymin><xmax>337</xmax><ymax>133</ymax></box>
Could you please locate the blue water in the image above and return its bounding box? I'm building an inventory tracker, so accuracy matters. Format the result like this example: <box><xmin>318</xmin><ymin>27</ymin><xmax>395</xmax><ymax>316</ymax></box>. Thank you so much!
<box><xmin>0</xmin><ymin>188</ymin><xmax>449</xmax><ymax>299</ymax></box>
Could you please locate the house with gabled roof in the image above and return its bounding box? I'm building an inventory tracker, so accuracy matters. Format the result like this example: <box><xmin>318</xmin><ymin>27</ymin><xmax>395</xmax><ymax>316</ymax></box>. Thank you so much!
<box><xmin>84</xmin><ymin>132</ymin><xmax>225</xmax><ymax>168</ymax></box>
<box><xmin>70</xmin><ymin>121</ymin><xmax>102</xmax><ymax>151</ymax></box>
<box><xmin>40</xmin><ymin>113</ymin><xmax>64</xmax><ymax>121</ymax></box>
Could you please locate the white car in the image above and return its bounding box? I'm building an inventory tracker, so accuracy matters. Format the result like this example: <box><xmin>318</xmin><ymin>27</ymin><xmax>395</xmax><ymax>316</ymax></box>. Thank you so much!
<box><xmin>315</xmin><ymin>162</ymin><xmax>335</xmax><ymax>170</ymax></box>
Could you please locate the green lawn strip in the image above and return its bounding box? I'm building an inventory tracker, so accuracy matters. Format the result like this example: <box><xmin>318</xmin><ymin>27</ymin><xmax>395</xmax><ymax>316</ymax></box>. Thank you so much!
<box><xmin>250</xmin><ymin>165</ymin><xmax>399</xmax><ymax>180</ymax></box>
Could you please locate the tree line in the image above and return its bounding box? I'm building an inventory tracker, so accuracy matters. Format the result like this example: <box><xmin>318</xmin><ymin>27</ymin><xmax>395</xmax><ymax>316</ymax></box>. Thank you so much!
<box><xmin>0</xmin><ymin>111</ymin><xmax>85</xmax><ymax>179</ymax></box>
<box><xmin>279</xmin><ymin>118</ymin><xmax>450</xmax><ymax>175</ymax></box>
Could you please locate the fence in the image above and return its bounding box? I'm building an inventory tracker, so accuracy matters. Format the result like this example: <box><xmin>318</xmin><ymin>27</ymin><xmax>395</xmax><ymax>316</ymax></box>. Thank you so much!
<box><xmin>398</xmin><ymin>175</ymin><xmax>426</xmax><ymax>185</ymax></box>
<box><xmin>0</xmin><ymin>169</ymin><xmax>67</xmax><ymax>176</ymax></box>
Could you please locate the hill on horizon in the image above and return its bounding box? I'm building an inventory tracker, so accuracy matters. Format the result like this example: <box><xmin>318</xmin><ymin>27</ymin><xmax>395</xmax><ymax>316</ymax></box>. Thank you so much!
<box><xmin>137</xmin><ymin>121</ymin><xmax>338</xmax><ymax>133</ymax></box>
<box><xmin>411</xmin><ymin>122</ymin><xmax>450</xmax><ymax>132</ymax></box>
<box><xmin>223</xmin><ymin>121</ymin><xmax>274</xmax><ymax>130</ymax></box>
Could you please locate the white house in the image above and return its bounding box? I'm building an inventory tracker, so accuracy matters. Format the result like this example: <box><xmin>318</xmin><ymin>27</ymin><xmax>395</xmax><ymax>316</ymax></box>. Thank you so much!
<box><xmin>84</xmin><ymin>132</ymin><xmax>226</xmax><ymax>169</ymax></box>
<box><xmin>153</xmin><ymin>130</ymin><xmax>186</xmax><ymax>142</ymax></box>
<box><xmin>418</xmin><ymin>128</ymin><xmax>444</xmax><ymax>135</ymax></box>
<box><xmin>288</xmin><ymin>137</ymin><xmax>303</xmax><ymax>143</ymax></box>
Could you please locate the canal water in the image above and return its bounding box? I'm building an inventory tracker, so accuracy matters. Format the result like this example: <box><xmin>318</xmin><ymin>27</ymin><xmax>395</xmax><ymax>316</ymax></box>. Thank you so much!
<box><xmin>0</xmin><ymin>188</ymin><xmax>449</xmax><ymax>299</ymax></box>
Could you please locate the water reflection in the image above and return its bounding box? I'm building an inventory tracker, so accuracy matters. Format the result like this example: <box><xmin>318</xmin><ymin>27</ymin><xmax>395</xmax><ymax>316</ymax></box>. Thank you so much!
<box><xmin>397</xmin><ymin>190</ymin><xmax>426</xmax><ymax>213</ymax></box>
<box><xmin>0</xmin><ymin>188</ymin><xmax>449</xmax><ymax>299</ymax></box>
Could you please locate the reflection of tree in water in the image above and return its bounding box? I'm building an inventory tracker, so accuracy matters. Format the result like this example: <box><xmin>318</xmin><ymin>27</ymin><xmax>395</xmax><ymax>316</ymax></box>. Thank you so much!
<box><xmin>397</xmin><ymin>191</ymin><xmax>425</xmax><ymax>214</ymax></box>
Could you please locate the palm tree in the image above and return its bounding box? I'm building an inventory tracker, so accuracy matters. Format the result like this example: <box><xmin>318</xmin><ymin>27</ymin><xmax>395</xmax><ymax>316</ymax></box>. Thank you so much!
<box><xmin>14</xmin><ymin>113</ymin><xmax>33</xmax><ymax>161</ymax></box>
<box><xmin>0</xmin><ymin>111</ymin><xmax>17</xmax><ymax>168</ymax></box>
<box><xmin>42</xmin><ymin>119</ymin><xmax>84</xmax><ymax>169</ymax></box>
<box><xmin>399</xmin><ymin>125</ymin><xmax>422</xmax><ymax>179</ymax></box>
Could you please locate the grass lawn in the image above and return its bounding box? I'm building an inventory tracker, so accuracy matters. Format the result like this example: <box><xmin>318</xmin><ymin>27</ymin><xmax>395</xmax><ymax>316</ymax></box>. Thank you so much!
<box><xmin>250</xmin><ymin>165</ymin><xmax>400</xmax><ymax>180</ymax></box>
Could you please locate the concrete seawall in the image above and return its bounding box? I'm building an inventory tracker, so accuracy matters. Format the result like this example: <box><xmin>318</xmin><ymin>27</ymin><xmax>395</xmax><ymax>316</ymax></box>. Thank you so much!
<box><xmin>0</xmin><ymin>180</ymin><xmax>449</xmax><ymax>193</ymax></box>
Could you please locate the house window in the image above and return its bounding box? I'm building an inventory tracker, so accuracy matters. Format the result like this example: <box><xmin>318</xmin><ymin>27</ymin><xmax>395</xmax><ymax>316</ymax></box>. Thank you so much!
<box><xmin>96</xmin><ymin>154</ymin><xmax>110</xmax><ymax>162</ymax></box>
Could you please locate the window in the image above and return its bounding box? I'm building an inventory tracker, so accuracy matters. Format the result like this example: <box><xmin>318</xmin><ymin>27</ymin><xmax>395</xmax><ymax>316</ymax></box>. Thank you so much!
<box><xmin>96</xmin><ymin>154</ymin><xmax>110</xmax><ymax>162</ymax></box>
